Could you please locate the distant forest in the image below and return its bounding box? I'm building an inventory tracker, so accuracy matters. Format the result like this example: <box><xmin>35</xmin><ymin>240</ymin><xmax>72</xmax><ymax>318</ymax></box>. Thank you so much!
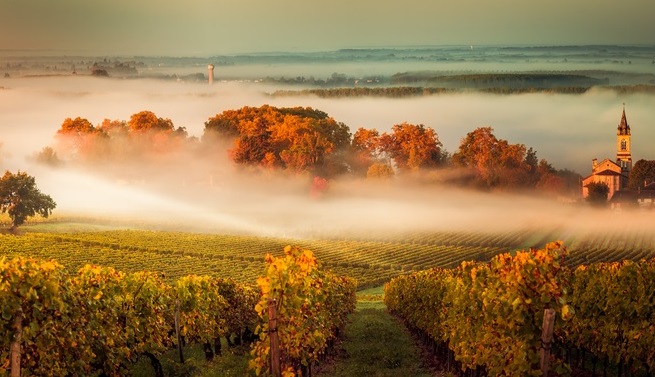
<box><xmin>268</xmin><ymin>72</ymin><xmax>655</xmax><ymax>97</ymax></box>
<box><xmin>271</xmin><ymin>84</ymin><xmax>655</xmax><ymax>98</ymax></box>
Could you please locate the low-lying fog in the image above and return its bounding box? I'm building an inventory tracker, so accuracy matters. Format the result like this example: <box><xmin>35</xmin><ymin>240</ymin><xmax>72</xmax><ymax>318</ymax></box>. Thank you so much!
<box><xmin>1</xmin><ymin>75</ymin><xmax>654</xmax><ymax>239</ymax></box>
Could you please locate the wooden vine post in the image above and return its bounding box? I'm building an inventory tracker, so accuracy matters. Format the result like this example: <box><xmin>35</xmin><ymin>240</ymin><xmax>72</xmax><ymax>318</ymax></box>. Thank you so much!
<box><xmin>540</xmin><ymin>308</ymin><xmax>556</xmax><ymax>377</ymax></box>
<box><xmin>174</xmin><ymin>299</ymin><xmax>185</xmax><ymax>364</ymax></box>
<box><xmin>10</xmin><ymin>307</ymin><xmax>23</xmax><ymax>377</ymax></box>
<box><xmin>268</xmin><ymin>298</ymin><xmax>281</xmax><ymax>377</ymax></box>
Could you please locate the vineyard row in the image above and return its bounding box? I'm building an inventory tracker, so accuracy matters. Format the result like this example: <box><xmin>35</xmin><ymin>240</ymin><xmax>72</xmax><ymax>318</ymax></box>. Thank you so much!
<box><xmin>385</xmin><ymin>242</ymin><xmax>655</xmax><ymax>376</ymax></box>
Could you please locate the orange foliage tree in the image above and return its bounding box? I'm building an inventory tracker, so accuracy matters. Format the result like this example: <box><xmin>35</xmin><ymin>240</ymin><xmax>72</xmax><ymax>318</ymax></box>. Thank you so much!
<box><xmin>452</xmin><ymin>127</ymin><xmax>536</xmax><ymax>189</ymax></box>
<box><xmin>203</xmin><ymin>105</ymin><xmax>351</xmax><ymax>176</ymax></box>
<box><xmin>51</xmin><ymin>111</ymin><xmax>191</xmax><ymax>167</ymax></box>
<box><xmin>55</xmin><ymin>117</ymin><xmax>108</xmax><ymax>161</ymax></box>
<box><xmin>378</xmin><ymin>122</ymin><xmax>444</xmax><ymax>171</ymax></box>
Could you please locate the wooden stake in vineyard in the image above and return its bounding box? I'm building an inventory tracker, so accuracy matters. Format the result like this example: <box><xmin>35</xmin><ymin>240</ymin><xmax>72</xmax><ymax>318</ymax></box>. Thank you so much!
<box><xmin>268</xmin><ymin>298</ymin><xmax>281</xmax><ymax>377</ymax></box>
<box><xmin>10</xmin><ymin>307</ymin><xmax>23</xmax><ymax>377</ymax></box>
<box><xmin>540</xmin><ymin>308</ymin><xmax>556</xmax><ymax>376</ymax></box>
<box><xmin>174</xmin><ymin>299</ymin><xmax>185</xmax><ymax>364</ymax></box>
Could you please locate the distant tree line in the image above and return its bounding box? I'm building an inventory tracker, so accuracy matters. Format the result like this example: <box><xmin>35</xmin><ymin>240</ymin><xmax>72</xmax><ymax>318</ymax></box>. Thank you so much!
<box><xmin>271</xmin><ymin>87</ymin><xmax>457</xmax><ymax>98</ymax></box>
<box><xmin>391</xmin><ymin>72</ymin><xmax>609</xmax><ymax>88</ymax></box>
<box><xmin>271</xmin><ymin>86</ymin><xmax>598</xmax><ymax>98</ymax></box>
<box><xmin>38</xmin><ymin>105</ymin><xmax>582</xmax><ymax>196</ymax></box>
<box><xmin>262</xmin><ymin>72</ymin><xmax>385</xmax><ymax>87</ymax></box>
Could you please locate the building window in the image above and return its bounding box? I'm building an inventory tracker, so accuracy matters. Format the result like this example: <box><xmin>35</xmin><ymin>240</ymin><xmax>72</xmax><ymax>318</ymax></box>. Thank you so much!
<box><xmin>621</xmin><ymin>139</ymin><xmax>627</xmax><ymax>150</ymax></box>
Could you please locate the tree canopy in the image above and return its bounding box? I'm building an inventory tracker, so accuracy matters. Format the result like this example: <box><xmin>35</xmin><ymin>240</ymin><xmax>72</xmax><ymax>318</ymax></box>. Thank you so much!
<box><xmin>379</xmin><ymin>123</ymin><xmax>444</xmax><ymax>171</ymax></box>
<box><xmin>452</xmin><ymin>127</ymin><xmax>530</xmax><ymax>187</ymax></box>
<box><xmin>128</xmin><ymin>111</ymin><xmax>174</xmax><ymax>133</ymax></box>
<box><xmin>203</xmin><ymin>105</ymin><xmax>351</xmax><ymax>175</ymax></box>
<box><xmin>40</xmin><ymin>106</ymin><xmax>580</xmax><ymax>197</ymax></box>
<box><xmin>628</xmin><ymin>159</ymin><xmax>655</xmax><ymax>189</ymax></box>
<box><xmin>585</xmin><ymin>181</ymin><xmax>610</xmax><ymax>206</ymax></box>
<box><xmin>351</xmin><ymin>123</ymin><xmax>444</xmax><ymax>175</ymax></box>
<box><xmin>0</xmin><ymin>171</ymin><xmax>56</xmax><ymax>230</ymax></box>
<box><xmin>52</xmin><ymin>112</ymin><xmax>191</xmax><ymax>165</ymax></box>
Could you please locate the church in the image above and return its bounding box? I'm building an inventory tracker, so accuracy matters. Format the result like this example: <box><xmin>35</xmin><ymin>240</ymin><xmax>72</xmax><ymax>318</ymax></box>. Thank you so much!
<box><xmin>581</xmin><ymin>107</ymin><xmax>632</xmax><ymax>200</ymax></box>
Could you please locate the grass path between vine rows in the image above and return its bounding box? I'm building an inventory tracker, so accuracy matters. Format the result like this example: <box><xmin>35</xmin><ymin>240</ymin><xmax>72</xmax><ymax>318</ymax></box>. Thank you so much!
<box><xmin>315</xmin><ymin>287</ymin><xmax>438</xmax><ymax>377</ymax></box>
<box><xmin>130</xmin><ymin>286</ymin><xmax>440</xmax><ymax>376</ymax></box>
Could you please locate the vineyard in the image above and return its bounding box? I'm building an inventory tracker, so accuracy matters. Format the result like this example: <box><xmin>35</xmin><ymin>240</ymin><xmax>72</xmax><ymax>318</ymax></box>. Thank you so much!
<box><xmin>0</xmin><ymin>246</ymin><xmax>356</xmax><ymax>376</ymax></box>
<box><xmin>1</xmin><ymin>225</ymin><xmax>654</xmax><ymax>290</ymax></box>
<box><xmin>2</xmin><ymin>221</ymin><xmax>655</xmax><ymax>376</ymax></box>
<box><xmin>385</xmin><ymin>243</ymin><xmax>655</xmax><ymax>376</ymax></box>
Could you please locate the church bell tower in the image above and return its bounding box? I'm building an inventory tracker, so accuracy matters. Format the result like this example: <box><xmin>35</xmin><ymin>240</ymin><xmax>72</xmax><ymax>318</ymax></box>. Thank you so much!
<box><xmin>616</xmin><ymin>105</ymin><xmax>632</xmax><ymax>175</ymax></box>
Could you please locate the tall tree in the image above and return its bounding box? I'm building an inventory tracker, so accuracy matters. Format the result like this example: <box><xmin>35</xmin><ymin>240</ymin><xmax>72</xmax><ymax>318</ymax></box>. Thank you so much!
<box><xmin>379</xmin><ymin>122</ymin><xmax>443</xmax><ymax>171</ymax></box>
<box><xmin>452</xmin><ymin>127</ymin><xmax>532</xmax><ymax>188</ymax></box>
<box><xmin>585</xmin><ymin>181</ymin><xmax>610</xmax><ymax>206</ymax></box>
<box><xmin>203</xmin><ymin>105</ymin><xmax>352</xmax><ymax>176</ymax></box>
<box><xmin>128</xmin><ymin>111</ymin><xmax>174</xmax><ymax>133</ymax></box>
<box><xmin>56</xmin><ymin>117</ymin><xmax>107</xmax><ymax>160</ymax></box>
<box><xmin>350</xmin><ymin>128</ymin><xmax>382</xmax><ymax>175</ymax></box>
<box><xmin>0</xmin><ymin>171</ymin><xmax>56</xmax><ymax>230</ymax></box>
<box><xmin>628</xmin><ymin>159</ymin><xmax>655</xmax><ymax>189</ymax></box>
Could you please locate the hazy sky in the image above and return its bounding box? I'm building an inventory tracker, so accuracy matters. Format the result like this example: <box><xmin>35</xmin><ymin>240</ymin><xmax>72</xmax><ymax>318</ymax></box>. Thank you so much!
<box><xmin>1</xmin><ymin>0</ymin><xmax>654</xmax><ymax>55</ymax></box>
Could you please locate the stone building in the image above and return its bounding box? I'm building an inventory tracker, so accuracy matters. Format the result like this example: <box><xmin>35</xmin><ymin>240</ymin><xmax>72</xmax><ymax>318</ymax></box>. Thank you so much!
<box><xmin>581</xmin><ymin>108</ymin><xmax>632</xmax><ymax>200</ymax></box>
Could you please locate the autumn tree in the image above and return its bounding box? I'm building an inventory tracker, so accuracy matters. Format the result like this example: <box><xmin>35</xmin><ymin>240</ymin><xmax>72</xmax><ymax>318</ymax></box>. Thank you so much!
<box><xmin>366</xmin><ymin>163</ymin><xmax>394</xmax><ymax>180</ymax></box>
<box><xmin>628</xmin><ymin>159</ymin><xmax>655</xmax><ymax>189</ymax></box>
<box><xmin>351</xmin><ymin>128</ymin><xmax>382</xmax><ymax>174</ymax></box>
<box><xmin>535</xmin><ymin>160</ymin><xmax>563</xmax><ymax>194</ymax></box>
<box><xmin>0</xmin><ymin>171</ymin><xmax>56</xmax><ymax>230</ymax></box>
<box><xmin>535</xmin><ymin>160</ymin><xmax>582</xmax><ymax>197</ymax></box>
<box><xmin>202</xmin><ymin>105</ymin><xmax>351</xmax><ymax>176</ymax></box>
<box><xmin>58</xmin><ymin>116</ymin><xmax>95</xmax><ymax>134</ymax></box>
<box><xmin>99</xmin><ymin>119</ymin><xmax>129</xmax><ymax>138</ymax></box>
<box><xmin>203</xmin><ymin>108</ymin><xmax>251</xmax><ymax>141</ymax></box>
<box><xmin>56</xmin><ymin>117</ymin><xmax>107</xmax><ymax>160</ymax></box>
<box><xmin>451</xmin><ymin>127</ymin><xmax>534</xmax><ymax>188</ymax></box>
<box><xmin>97</xmin><ymin>119</ymin><xmax>132</xmax><ymax>161</ymax></box>
<box><xmin>378</xmin><ymin>122</ymin><xmax>443</xmax><ymax>171</ymax></box>
<box><xmin>128</xmin><ymin>111</ymin><xmax>174</xmax><ymax>133</ymax></box>
<box><xmin>126</xmin><ymin>111</ymin><xmax>190</xmax><ymax>159</ymax></box>
<box><xmin>352</xmin><ymin>128</ymin><xmax>381</xmax><ymax>156</ymax></box>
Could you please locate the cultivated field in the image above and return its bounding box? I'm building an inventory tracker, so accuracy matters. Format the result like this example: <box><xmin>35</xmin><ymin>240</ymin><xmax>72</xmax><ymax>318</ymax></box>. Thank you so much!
<box><xmin>2</xmin><ymin>218</ymin><xmax>654</xmax><ymax>289</ymax></box>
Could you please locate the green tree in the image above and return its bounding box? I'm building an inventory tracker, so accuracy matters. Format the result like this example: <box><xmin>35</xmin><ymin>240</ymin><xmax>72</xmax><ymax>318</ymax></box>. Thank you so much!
<box><xmin>0</xmin><ymin>171</ymin><xmax>56</xmax><ymax>230</ymax></box>
<box><xmin>585</xmin><ymin>181</ymin><xmax>609</xmax><ymax>206</ymax></box>
<box><xmin>628</xmin><ymin>159</ymin><xmax>655</xmax><ymax>189</ymax></box>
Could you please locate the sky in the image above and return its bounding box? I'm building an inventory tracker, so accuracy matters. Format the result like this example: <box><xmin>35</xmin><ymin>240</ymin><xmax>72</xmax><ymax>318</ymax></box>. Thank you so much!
<box><xmin>1</xmin><ymin>0</ymin><xmax>654</xmax><ymax>55</ymax></box>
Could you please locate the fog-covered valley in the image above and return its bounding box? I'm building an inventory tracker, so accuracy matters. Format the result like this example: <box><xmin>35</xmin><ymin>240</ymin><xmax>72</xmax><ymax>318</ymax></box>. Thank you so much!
<box><xmin>1</xmin><ymin>45</ymin><xmax>655</xmax><ymax>238</ymax></box>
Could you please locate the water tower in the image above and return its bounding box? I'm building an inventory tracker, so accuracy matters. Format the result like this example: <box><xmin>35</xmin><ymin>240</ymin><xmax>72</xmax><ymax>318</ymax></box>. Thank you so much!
<box><xmin>207</xmin><ymin>64</ymin><xmax>214</xmax><ymax>85</ymax></box>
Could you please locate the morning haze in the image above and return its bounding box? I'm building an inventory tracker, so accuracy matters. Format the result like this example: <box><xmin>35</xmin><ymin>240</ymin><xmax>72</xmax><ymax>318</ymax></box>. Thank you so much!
<box><xmin>2</xmin><ymin>2</ymin><xmax>655</xmax><ymax>376</ymax></box>
<box><xmin>1</xmin><ymin>0</ymin><xmax>655</xmax><ymax>55</ymax></box>
<box><xmin>1</xmin><ymin>1</ymin><xmax>654</xmax><ymax>240</ymax></box>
